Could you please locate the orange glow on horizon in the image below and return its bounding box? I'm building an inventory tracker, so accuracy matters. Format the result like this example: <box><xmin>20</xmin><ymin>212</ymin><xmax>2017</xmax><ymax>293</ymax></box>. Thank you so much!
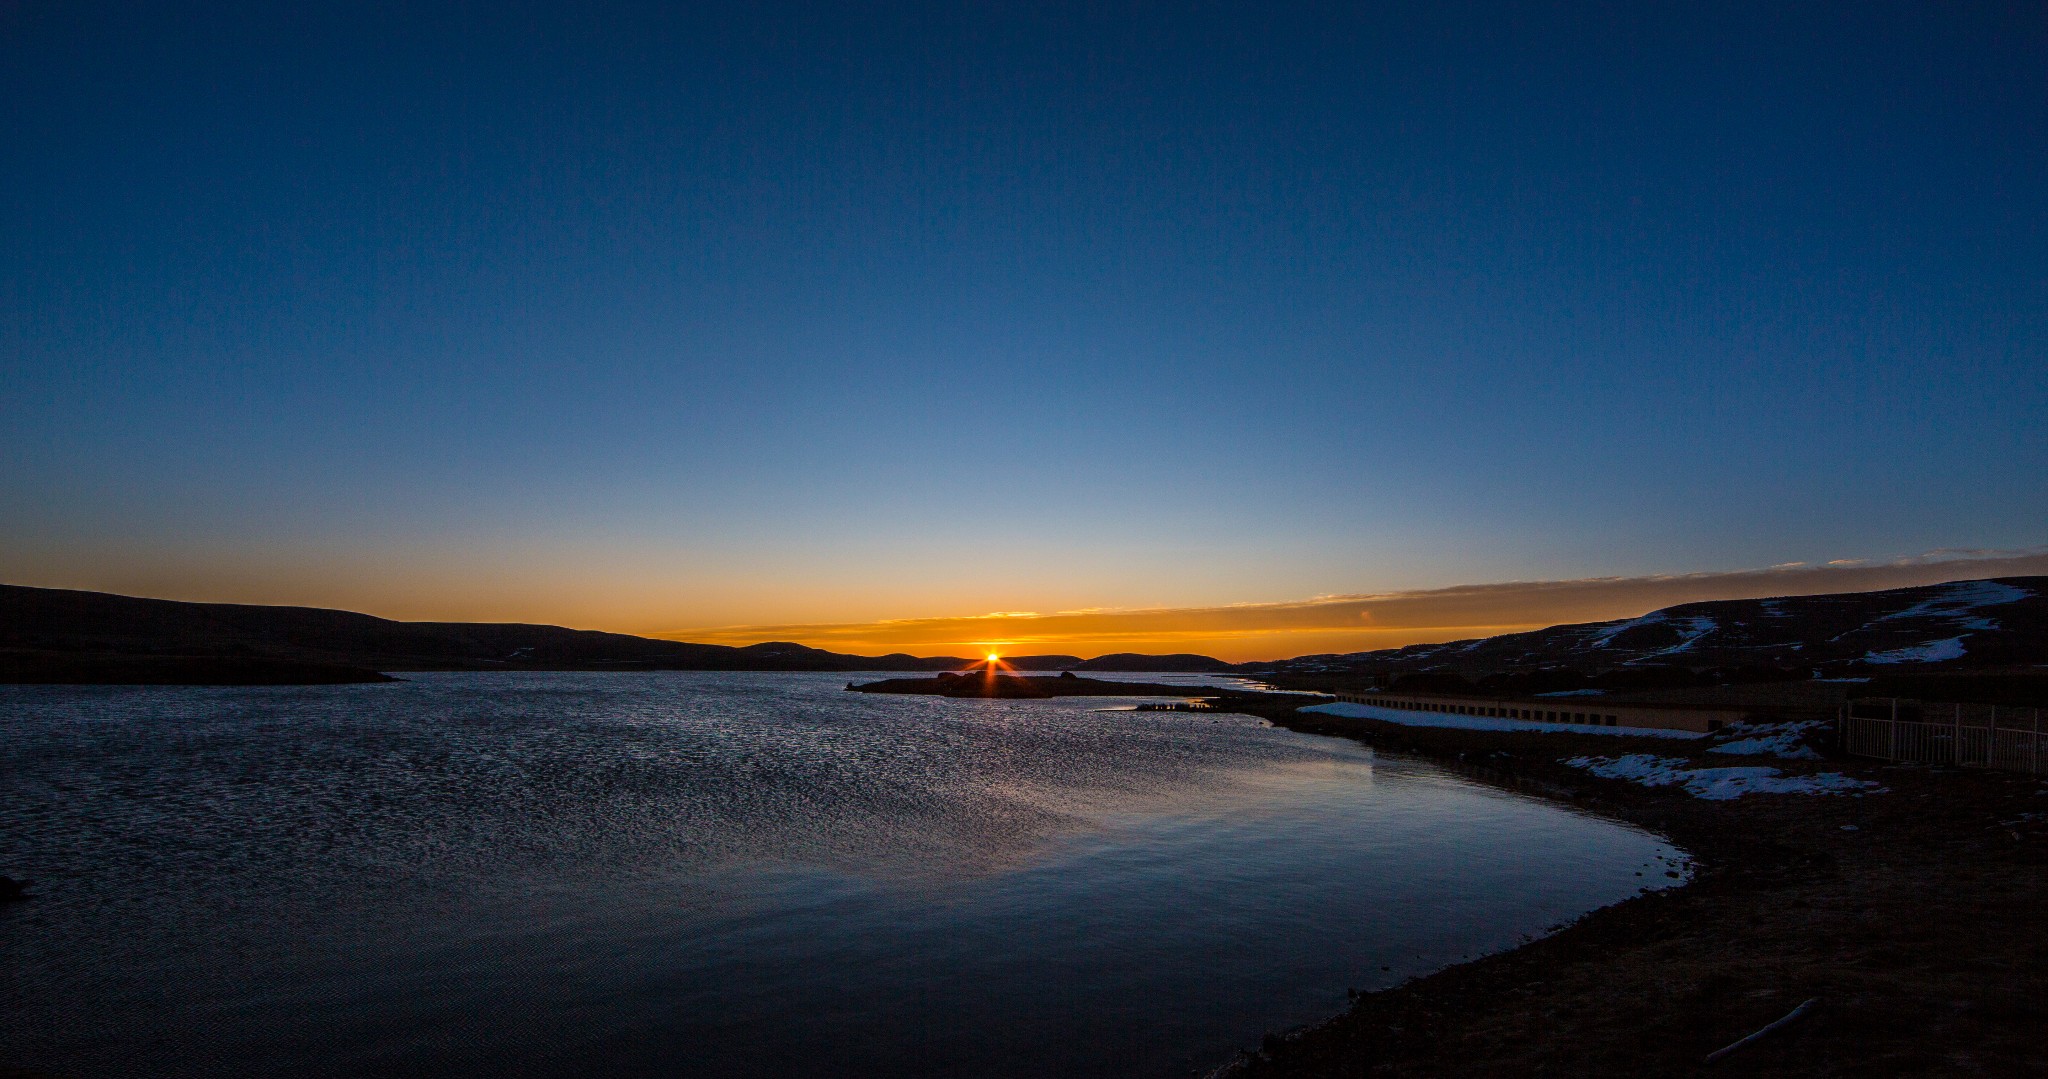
<box><xmin>657</xmin><ymin>552</ymin><xmax>2048</xmax><ymax>662</ymax></box>
<box><xmin>18</xmin><ymin>549</ymin><xmax>2045</xmax><ymax>665</ymax></box>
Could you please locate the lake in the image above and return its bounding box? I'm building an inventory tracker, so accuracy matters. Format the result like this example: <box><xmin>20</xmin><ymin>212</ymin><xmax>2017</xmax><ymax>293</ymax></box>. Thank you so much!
<box><xmin>0</xmin><ymin>672</ymin><xmax>1687</xmax><ymax>1078</ymax></box>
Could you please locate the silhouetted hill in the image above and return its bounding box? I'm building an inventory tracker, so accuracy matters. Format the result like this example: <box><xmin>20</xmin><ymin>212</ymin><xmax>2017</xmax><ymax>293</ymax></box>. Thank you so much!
<box><xmin>1073</xmin><ymin>652</ymin><xmax>1232</xmax><ymax>672</ymax></box>
<box><xmin>11</xmin><ymin>578</ymin><xmax>2036</xmax><ymax>687</ymax></box>
<box><xmin>0</xmin><ymin>585</ymin><xmax>1233</xmax><ymax>680</ymax></box>
<box><xmin>994</xmin><ymin>654</ymin><xmax>1088</xmax><ymax>671</ymax></box>
<box><xmin>1256</xmin><ymin>577</ymin><xmax>2048</xmax><ymax>681</ymax></box>
<box><xmin>1</xmin><ymin>585</ymin><xmax>766</xmax><ymax>671</ymax></box>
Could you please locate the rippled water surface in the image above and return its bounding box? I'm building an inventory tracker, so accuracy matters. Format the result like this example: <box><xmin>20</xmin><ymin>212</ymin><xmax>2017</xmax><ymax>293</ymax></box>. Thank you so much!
<box><xmin>0</xmin><ymin>672</ymin><xmax>1686</xmax><ymax>1078</ymax></box>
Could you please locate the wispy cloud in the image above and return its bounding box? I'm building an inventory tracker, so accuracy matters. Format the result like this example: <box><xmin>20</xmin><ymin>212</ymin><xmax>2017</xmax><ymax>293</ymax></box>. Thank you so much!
<box><xmin>662</xmin><ymin>548</ymin><xmax>2048</xmax><ymax>661</ymax></box>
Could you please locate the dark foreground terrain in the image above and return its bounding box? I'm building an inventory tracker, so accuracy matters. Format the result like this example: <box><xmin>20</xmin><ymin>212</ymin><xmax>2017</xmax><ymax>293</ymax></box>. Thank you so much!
<box><xmin>1204</xmin><ymin>697</ymin><xmax>2048</xmax><ymax>1077</ymax></box>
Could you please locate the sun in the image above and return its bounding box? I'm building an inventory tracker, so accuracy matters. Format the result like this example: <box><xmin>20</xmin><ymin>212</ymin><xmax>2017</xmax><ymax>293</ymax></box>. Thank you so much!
<box><xmin>985</xmin><ymin>652</ymin><xmax>1000</xmax><ymax>663</ymax></box>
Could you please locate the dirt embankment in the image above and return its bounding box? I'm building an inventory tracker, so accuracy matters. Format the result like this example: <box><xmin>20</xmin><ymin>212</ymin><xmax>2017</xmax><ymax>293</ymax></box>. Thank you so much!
<box><xmin>1205</xmin><ymin>699</ymin><xmax>2048</xmax><ymax>1077</ymax></box>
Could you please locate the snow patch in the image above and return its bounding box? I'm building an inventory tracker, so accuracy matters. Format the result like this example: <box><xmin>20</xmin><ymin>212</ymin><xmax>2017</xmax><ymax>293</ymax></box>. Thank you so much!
<box><xmin>1588</xmin><ymin>611</ymin><xmax>1719</xmax><ymax>659</ymax></box>
<box><xmin>1875</xmin><ymin>580</ymin><xmax>2032</xmax><ymax>632</ymax></box>
<box><xmin>1588</xmin><ymin>611</ymin><xmax>1665</xmax><ymax>648</ymax></box>
<box><xmin>1646</xmin><ymin>615</ymin><xmax>1719</xmax><ymax>657</ymax></box>
<box><xmin>1708</xmin><ymin>722</ymin><xmax>1825</xmax><ymax>760</ymax></box>
<box><xmin>1862</xmin><ymin>637</ymin><xmax>1968</xmax><ymax>665</ymax></box>
<box><xmin>1299</xmin><ymin>702</ymin><xmax>1705</xmax><ymax>739</ymax></box>
<box><xmin>1562</xmin><ymin>754</ymin><xmax>1881</xmax><ymax>800</ymax></box>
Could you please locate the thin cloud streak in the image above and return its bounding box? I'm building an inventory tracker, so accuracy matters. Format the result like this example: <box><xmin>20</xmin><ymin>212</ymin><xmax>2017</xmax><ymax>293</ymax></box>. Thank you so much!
<box><xmin>665</xmin><ymin>550</ymin><xmax>2048</xmax><ymax>661</ymax></box>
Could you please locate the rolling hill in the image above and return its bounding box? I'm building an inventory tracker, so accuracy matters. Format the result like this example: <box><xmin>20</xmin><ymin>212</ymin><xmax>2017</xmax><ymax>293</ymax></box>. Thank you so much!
<box><xmin>0</xmin><ymin>584</ymin><xmax>1234</xmax><ymax>678</ymax></box>
<box><xmin>7</xmin><ymin>576</ymin><xmax>2043</xmax><ymax>685</ymax></box>
<box><xmin>1257</xmin><ymin>576</ymin><xmax>2047</xmax><ymax>679</ymax></box>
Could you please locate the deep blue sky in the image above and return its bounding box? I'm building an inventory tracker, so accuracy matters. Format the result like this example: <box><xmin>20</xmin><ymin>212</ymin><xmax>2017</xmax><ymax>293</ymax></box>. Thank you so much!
<box><xmin>4</xmin><ymin>1</ymin><xmax>2044</xmax><ymax>645</ymax></box>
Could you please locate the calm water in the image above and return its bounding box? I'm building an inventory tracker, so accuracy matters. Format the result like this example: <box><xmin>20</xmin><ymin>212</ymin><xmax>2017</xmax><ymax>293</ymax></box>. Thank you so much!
<box><xmin>0</xmin><ymin>672</ymin><xmax>1686</xmax><ymax>1078</ymax></box>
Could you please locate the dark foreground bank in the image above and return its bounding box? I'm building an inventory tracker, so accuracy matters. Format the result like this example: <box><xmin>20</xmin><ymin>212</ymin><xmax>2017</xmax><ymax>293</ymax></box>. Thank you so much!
<box><xmin>1199</xmin><ymin>698</ymin><xmax>2048</xmax><ymax>1076</ymax></box>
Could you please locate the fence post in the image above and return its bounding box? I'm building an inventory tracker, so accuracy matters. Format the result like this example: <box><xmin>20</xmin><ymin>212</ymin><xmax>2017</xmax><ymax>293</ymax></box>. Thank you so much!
<box><xmin>1989</xmin><ymin>704</ymin><xmax>1998</xmax><ymax>769</ymax></box>
<box><xmin>1955</xmin><ymin>702</ymin><xmax>1963</xmax><ymax>767</ymax></box>
<box><xmin>1890</xmin><ymin>698</ymin><xmax>1899</xmax><ymax>761</ymax></box>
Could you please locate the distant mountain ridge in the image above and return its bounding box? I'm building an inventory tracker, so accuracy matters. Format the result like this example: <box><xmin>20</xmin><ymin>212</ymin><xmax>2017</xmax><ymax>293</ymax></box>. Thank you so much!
<box><xmin>0</xmin><ymin>585</ymin><xmax>1236</xmax><ymax>674</ymax></box>
<box><xmin>1256</xmin><ymin>576</ymin><xmax>2048</xmax><ymax>678</ymax></box>
<box><xmin>6</xmin><ymin>576</ymin><xmax>2042</xmax><ymax>683</ymax></box>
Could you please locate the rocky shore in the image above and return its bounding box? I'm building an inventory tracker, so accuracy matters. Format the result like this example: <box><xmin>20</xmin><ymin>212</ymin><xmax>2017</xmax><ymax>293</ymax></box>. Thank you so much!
<box><xmin>1199</xmin><ymin>695</ymin><xmax>2048</xmax><ymax>1076</ymax></box>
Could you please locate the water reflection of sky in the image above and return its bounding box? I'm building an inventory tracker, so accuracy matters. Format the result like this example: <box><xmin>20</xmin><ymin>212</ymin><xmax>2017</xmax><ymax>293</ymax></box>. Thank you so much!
<box><xmin>0</xmin><ymin>672</ymin><xmax>1687</xmax><ymax>1079</ymax></box>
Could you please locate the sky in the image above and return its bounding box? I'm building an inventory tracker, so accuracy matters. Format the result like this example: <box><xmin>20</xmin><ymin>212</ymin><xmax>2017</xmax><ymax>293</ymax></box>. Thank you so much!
<box><xmin>3</xmin><ymin>2</ymin><xmax>2044</xmax><ymax>660</ymax></box>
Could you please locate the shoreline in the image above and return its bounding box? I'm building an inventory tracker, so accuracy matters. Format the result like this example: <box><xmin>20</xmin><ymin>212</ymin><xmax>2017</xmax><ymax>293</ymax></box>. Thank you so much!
<box><xmin>1199</xmin><ymin>696</ymin><xmax>2048</xmax><ymax>1076</ymax></box>
<box><xmin>8</xmin><ymin>673</ymin><xmax>2041</xmax><ymax>1073</ymax></box>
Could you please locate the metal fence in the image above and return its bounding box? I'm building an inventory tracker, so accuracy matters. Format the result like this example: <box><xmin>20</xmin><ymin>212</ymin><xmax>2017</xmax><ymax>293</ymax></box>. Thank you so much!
<box><xmin>1840</xmin><ymin>698</ymin><xmax>2048</xmax><ymax>775</ymax></box>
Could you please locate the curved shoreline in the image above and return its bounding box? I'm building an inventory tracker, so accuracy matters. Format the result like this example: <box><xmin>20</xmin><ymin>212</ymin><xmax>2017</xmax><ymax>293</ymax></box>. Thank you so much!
<box><xmin>1200</xmin><ymin>696</ymin><xmax>2048</xmax><ymax>1076</ymax></box>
